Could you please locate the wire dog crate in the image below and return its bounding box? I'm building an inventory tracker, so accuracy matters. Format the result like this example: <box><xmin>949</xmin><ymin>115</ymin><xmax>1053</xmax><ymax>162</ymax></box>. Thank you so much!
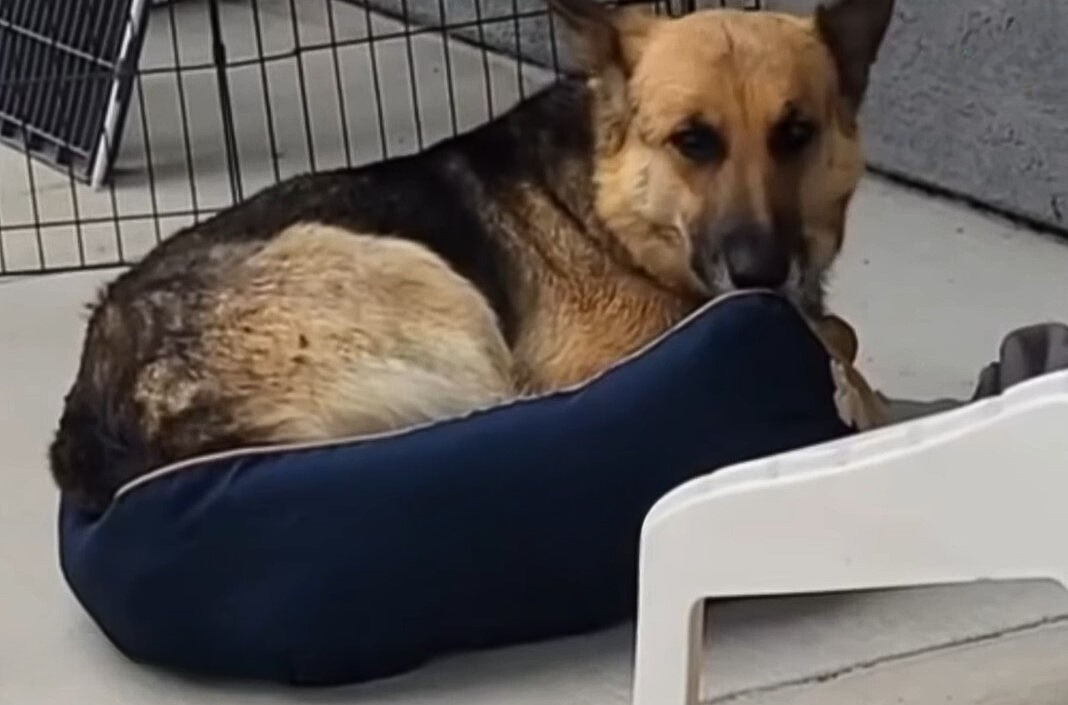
<box><xmin>0</xmin><ymin>0</ymin><xmax>762</xmax><ymax>276</ymax></box>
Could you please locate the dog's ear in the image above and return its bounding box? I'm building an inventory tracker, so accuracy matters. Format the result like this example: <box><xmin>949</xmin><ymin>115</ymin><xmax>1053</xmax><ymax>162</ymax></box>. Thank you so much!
<box><xmin>815</xmin><ymin>0</ymin><xmax>895</xmax><ymax>108</ymax></box>
<box><xmin>548</xmin><ymin>0</ymin><xmax>654</xmax><ymax>77</ymax></box>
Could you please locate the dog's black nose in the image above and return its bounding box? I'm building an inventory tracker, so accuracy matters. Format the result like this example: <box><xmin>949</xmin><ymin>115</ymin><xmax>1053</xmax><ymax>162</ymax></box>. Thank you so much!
<box><xmin>721</xmin><ymin>227</ymin><xmax>790</xmax><ymax>290</ymax></box>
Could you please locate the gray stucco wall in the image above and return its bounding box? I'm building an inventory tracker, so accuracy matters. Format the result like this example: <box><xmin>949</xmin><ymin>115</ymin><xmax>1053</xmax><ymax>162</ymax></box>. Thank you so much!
<box><xmin>770</xmin><ymin>0</ymin><xmax>1067</xmax><ymax>232</ymax></box>
<box><xmin>360</xmin><ymin>0</ymin><xmax>1068</xmax><ymax>232</ymax></box>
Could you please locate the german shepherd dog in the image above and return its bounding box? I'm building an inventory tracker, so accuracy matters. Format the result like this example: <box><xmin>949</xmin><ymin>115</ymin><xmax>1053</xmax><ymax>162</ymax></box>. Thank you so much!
<box><xmin>51</xmin><ymin>0</ymin><xmax>895</xmax><ymax>512</ymax></box>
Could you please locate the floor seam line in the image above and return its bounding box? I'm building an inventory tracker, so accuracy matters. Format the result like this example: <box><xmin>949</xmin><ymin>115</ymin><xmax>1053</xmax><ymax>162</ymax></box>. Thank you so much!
<box><xmin>702</xmin><ymin>612</ymin><xmax>1068</xmax><ymax>704</ymax></box>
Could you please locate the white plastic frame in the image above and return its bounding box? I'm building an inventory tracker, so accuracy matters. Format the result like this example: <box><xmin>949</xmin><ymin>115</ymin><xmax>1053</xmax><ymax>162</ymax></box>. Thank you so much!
<box><xmin>632</xmin><ymin>369</ymin><xmax>1068</xmax><ymax>705</ymax></box>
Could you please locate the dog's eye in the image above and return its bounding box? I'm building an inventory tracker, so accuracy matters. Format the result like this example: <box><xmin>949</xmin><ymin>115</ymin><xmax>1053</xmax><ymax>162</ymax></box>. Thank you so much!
<box><xmin>670</xmin><ymin>125</ymin><xmax>725</xmax><ymax>164</ymax></box>
<box><xmin>770</xmin><ymin>117</ymin><xmax>819</xmax><ymax>158</ymax></box>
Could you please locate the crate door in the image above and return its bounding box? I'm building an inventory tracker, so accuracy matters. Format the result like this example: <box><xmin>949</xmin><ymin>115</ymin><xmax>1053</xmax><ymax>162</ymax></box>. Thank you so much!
<box><xmin>0</xmin><ymin>0</ymin><xmax>151</xmax><ymax>188</ymax></box>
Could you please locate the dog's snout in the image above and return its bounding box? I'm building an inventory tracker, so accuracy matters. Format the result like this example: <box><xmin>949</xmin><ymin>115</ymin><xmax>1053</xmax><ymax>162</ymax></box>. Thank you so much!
<box><xmin>721</xmin><ymin>226</ymin><xmax>790</xmax><ymax>290</ymax></box>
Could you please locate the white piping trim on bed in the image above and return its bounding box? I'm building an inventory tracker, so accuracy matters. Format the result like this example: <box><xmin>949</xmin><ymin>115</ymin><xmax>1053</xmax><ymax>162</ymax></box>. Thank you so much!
<box><xmin>112</xmin><ymin>289</ymin><xmax>790</xmax><ymax>505</ymax></box>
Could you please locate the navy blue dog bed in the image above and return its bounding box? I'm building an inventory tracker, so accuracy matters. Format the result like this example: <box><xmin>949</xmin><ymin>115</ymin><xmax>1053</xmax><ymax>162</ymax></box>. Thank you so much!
<box><xmin>59</xmin><ymin>292</ymin><xmax>853</xmax><ymax>686</ymax></box>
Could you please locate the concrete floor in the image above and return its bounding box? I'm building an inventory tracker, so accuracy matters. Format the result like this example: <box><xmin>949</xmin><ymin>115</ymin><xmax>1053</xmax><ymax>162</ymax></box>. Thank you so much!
<box><xmin>3</xmin><ymin>176</ymin><xmax>1068</xmax><ymax>705</ymax></box>
<box><xmin>2</xmin><ymin>2</ymin><xmax>1068</xmax><ymax>704</ymax></box>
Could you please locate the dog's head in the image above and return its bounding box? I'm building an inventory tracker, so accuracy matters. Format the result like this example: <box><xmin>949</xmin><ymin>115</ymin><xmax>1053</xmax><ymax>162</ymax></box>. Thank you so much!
<box><xmin>550</xmin><ymin>0</ymin><xmax>894</xmax><ymax>312</ymax></box>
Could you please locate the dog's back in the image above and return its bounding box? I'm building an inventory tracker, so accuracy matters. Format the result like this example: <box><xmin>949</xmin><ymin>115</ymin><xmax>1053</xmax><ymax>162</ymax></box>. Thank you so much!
<box><xmin>52</xmin><ymin>224</ymin><xmax>517</xmax><ymax>512</ymax></box>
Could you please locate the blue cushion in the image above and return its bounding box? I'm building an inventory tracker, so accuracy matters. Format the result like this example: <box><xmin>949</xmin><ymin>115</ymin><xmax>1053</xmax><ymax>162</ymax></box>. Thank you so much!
<box><xmin>59</xmin><ymin>292</ymin><xmax>853</xmax><ymax>686</ymax></box>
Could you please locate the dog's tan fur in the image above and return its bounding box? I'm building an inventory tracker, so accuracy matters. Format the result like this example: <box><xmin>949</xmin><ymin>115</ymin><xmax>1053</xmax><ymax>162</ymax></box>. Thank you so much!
<box><xmin>51</xmin><ymin>0</ymin><xmax>894</xmax><ymax>511</ymax></box>
<box><xmin>133</xmin><ymin>225</ymin><xmax>515</xmax><ymax>445</ymax></box>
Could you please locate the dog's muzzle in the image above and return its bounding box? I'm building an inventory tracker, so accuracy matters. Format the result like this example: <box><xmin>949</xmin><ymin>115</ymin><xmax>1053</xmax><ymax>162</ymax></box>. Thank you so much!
<box><xmin>692</xmin><ymin>222</ymin><xmax>796</xmax><ymax>293</ymax></box>
<box><xmin>720</xmin><ymin>227</ymin><xmax>790</xmax><ymax>290</ymax></box>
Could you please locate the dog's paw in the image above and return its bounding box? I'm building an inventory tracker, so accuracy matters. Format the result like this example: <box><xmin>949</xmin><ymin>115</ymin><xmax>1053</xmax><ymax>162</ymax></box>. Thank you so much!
<box><xmin>813</xmin><ymin>314</ymin><xmax>889</xmax><ymax>431</ymax></box>
<box><xmin>816</xmin><ymin>314</ymin><xmax>860</xmax><ymax>364</ymax></box>
<box><xmin>830</xmin><ymin>358</ymin><xmax>888</xmax><ymax>431</ymax></box>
